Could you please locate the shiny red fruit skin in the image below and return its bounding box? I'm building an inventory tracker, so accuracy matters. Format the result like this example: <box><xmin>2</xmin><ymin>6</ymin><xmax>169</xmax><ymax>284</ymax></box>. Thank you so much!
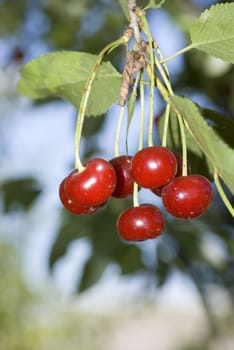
<box><xmin>109</xmin><ymin>155</ymin><xmax>134</xmax><ymax>198</ymax></box>
<box><xmin>64</xmin><ymin>158</ymin><xmax>116</xmax><ymax>207</ymax></box>
<box><xmin>162</xmin><ymin>175</ymin><xmax>214</xmax><ymax>219</ymax></box>
<box><xmin>117</xmin><ymin>204</ymin><xmax>165</xmax><ymax>241</ymax></box>
<box><xmin>59</xmin><ymin>179</ymin><xmax>103</xmax><ymax>215</ymax></box>
<box><xmin>131</xmin><ymin>146</ymin><xmax>177</xmax><ymax>189</ymax></box>
<box><xmin>151</xmin><ymin>152</ymin><xmax>188</xmax><ymax>197</ymax></box>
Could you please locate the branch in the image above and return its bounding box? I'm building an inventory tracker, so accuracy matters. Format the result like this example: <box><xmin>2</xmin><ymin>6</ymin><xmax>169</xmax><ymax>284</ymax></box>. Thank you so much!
<box><xmin>128</xmin><ymin>0</ymin><xmax>141</xmax><ymax>43</ymax></box>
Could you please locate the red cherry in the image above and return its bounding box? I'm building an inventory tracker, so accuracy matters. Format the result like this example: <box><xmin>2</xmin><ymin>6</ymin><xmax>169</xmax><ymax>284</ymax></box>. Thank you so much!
<box><xmin>162</xmin><ymin>175</ymin><xmax>214</xmax><ymax>219</ymax></box>
<box><xmin>131</xmin><ymin>146</ymin><xmax>177</xmax><ymax>189</ymax></box>
<box><xmin>59</xmin><ymin>179</ymin><xmax>103</xmax><ymax>215</ymax></box>
<box><xmin>109</xmin><ymin>155</ymin><xmax>134</xmax><ymax>198</ymax></box>
<box><xmin>151</xmin><ymin>152</ymin><xmax>189</xmax><ymax>197</ymax></box>
<box><xmin>64</xmin><ymin>158</ymin><xmax>116</xmax><ymax>207</ymax></box>
<box><xmin>11</xmin><ymin>47</ymin><xmax>24</xmax><ymax>62</ymax></box>
<box><xmin>117</xmin><ymin>204</ymin><xmax>165</xmax><ymax>241</ymax></box>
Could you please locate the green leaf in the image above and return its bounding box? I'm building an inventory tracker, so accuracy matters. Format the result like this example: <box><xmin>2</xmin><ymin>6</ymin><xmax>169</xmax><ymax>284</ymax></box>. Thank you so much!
<box><xmin>1</xmin><ymin>178</ymin><xmax>40</xmax><ymax>213</ymax></box>
<box><xmin>158</xmin><ymin>109</ymin><xmax>203</xmax><ymax>157</ymax></box>
<box><xmin>190</xmin><ymin>3</ymin><xmax>234</xmax><ymax>63</ymax></box>
<box><xmin>145</xmin><ymin>0</ymin><xmax>165</xmax><ymax>10</ymax></box>
<box><xmin>201</xmin><ymin>108</ymin><xmax>234</xmax><ymax>150</ymax></box>
<box><xmin>157</xmin><ymin>108</ymin><xmax>212</xmax><ymax>178</ymax></box>
<box><xmin>169</xmin><ymin>95</ymin><xmax>234</xmax><ymax>195</ymax></box>
<box><xmin>17</xmin><ymin>51</ymin><xmax>122</xmax><ymax>116</ymax></box>
<box><xmin>78</xmin><ymin>255</ymin><xmax>108</xmax><ymax>293</ymax></box>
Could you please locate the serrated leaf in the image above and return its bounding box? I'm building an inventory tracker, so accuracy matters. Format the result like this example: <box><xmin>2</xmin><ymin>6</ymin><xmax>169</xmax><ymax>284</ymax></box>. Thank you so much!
<box><xmin>17</xmin><ymin>51</ymin><xmax>122</xmax><ymax>116</ymax></box>
<box><xmin>190</xmin><ymin>3</ymin><xmax>234</xmax><ymax>63</ymax></box>
<box><xmin>169</xmin><ymin>95</ymin><xmax>234</xmax><ymax>195</ymax></box>
<box><xmin>145</xmin><ymin>0</ymin><xmax>165</xmax><ymax>9</ymax></box>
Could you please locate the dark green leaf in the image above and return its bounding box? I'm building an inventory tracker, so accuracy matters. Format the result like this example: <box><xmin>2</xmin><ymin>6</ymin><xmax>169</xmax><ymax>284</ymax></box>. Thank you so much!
<box><xmin>17</xmin><ymin>51</ymin><xmax>122</xmax><ymax>116</ymax></box>
<box><xmin>169</xmin><ymin>96</ymin><xmax>234</xmax><ymax>195</ymax></box>
<box><xmin>49</xmin><ymin>212</ymin><xmax>90</xmax><ymax>268</ymax></box>
<box><xmin>78</xmin><ymin>255</ymin><xmax>109</xmax><ymax>293</ymax></box>
<box><xmin>157</xmin><ymin>108</ymin><xmax>212</xmax><ymax>177</ymax></box>
<box><xmin>114</xmin><ymin>244</ymin><xmax>144</xmax><ymax>274</ymax></box>
<box><xmin>1</xmin><ymin>178</ymin><xmax>40</xmax><ymax>212</ymax></box>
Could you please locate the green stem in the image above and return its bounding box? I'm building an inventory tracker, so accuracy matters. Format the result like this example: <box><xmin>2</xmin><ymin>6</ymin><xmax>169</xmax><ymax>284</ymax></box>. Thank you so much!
<box><xmin>132</xmin><ymin>74</ymin><xmax>145</xmax><ymax>209</ymax></box>
<box><xmin>126</xmin><ymin>74</ymin><xmax>140</xmax><ymax>154</ymax></box>
<box><xmin>139</xmin><ymin>72</ymin><xmax>145</xmax><ymax>150</ymax></box>
<box><xmin>115</xmin><ymin>106</ymin><xmax>125</xmax><ymax>157</ymax></box>
<box><xmin>140</xmin><ymin>16</ymin><xmax>155</xmax><ymax>147</ymax></box>
<box><xmin>133</xmin><ymin>182</ymin><xmax>139</xmax><ymax>207</ymax></box>
<box><xmin>214</xmin><ymin>171</ymin><xmax>234</xmax><ymax>218</ymax></box>
<box><xmin>74</xmin><ymin>35</ymin><xmax>130</xmax><ymax>171</ymax></box>
<box><xmin>154</xmin><ymin>53</ymin><xmax>174</xmax><ymax>96</ymax></box>
<box><xmin>162</xmin><ymin>103</ymin><xmax>170</xmax><ymax>148</ymax></box>
<box><xmin>160</xmin><ymin>44</ymin><xmax>195</xmax><ymax>63</ymax></box>
<box><xmin>177</xmin><ymin>113</ymin><xmax>188</xmax><ymax>176</ymax></box>
<box><xmin>155</xmin><ymin>46</ymin><xmax>170</xmax><ymax>78</ymax></box>
<box><xmin>141</xmin><ymin>15</ymin><xmax>174</xmax><ymax>98</ymax></box>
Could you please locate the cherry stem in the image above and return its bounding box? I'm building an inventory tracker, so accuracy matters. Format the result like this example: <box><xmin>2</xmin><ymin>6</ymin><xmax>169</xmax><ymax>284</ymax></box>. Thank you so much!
<box><xmin>132</xmin><ymin>73</ymin><xmax>145</xmax><ymax>209</ymax></box>
<box><xmin>214</xmin><ymin>170</ymin><xmax>234</xmax><ymax>218</ymax></box>
<box><xmin>140</xmin><ymin>16</ymin><xmax>155</xmax><ymax>147</ymax></box>
<box><xmin>141</xmin><ymin>13</ymin><xmax>188</xmax><ymax>178</ymax></box>
<box><xmin>151</xmin><ymin>38</ymin><xmax>174</xmax><ymax>97</ymax></box>
<box><xmin>139</xmin><ymin>71</ymin><xmax>145</xmax><ymax>150</ymax></box>
<box><xmin>153</xmin><ymin>44</ymin><xmax>188</xmax><ymax>177</ymax></box>
<box><xmin>115</xmin><ymin>106</ymin><xmax>125</xmax><ymax>157</ymax></box>
<box><xmin>162</xmin><ymin>103</ymin><xmax>170</xmax><ymax>148</ymax></box>
<box><xmin>126</xmin><ymin>74</ymin><xmax>139</xmax><ymax>154</ymax></box>
<box><xmin>177</xmin><ymin>112</ymin><xmax>188</xmax><ymax>176</ymax></box>
<box><xmin>155</xmin><ymin>45</ymin><xmax>170</xmax><ymax>78</ymax></box>
<box><xmin>74</xmin><ymin>35</ymin><xmax>130</xmax><ymax>171</ymax></box>
<box><xmin>133</xmin><ymin>182</ymin><xmax>139</xmax><ymax>207</ymax></box>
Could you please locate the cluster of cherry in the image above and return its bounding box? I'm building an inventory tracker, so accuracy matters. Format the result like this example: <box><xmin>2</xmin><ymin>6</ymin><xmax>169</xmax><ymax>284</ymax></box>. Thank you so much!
<box><xmin>59</xmin><ymin>145</ymin><xmax>214</xmax><ymax>241</ymax></box>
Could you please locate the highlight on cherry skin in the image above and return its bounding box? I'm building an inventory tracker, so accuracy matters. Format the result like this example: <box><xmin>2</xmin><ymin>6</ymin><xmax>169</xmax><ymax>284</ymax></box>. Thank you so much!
<box><xmin>131</xmin><ymin>146</ymin><xmax>177</xmax><ymax>189</ymax></box>
<box><xmin>162</xmin><ymin>175</ymin><xmax>214</xmax><ymax>219</ymax></box>
<box><xmin>109</xmin><ymin>155</ymin><xmax>134</xmax><ymax>198</ymax></box>
<box><xmin>63</xmin><ymin>158</ymin><xmax>117</xmax><ymax>208</ymax></box>
<box><xmin>117</xmin><ymin>204</ymin><xmax>165</xmax><ymax>242</ymax></box>
<box><xmin>59</xmin><ymin>179</ymin><xmax>104</xmax><ymax>215</ymax></box>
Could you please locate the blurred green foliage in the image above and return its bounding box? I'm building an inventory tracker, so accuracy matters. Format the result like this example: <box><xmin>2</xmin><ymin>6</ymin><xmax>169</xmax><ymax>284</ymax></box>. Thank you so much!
<box><xmin>1</xmin><ymin>178</ymin><xmax>41</xmax><ymax>212</ymax></box>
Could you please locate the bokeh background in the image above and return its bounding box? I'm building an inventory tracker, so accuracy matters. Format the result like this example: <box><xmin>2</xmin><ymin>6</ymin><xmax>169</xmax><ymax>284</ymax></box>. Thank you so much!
<box><xmin>0</xmin><ymin>0</ymin><xmax>234</xmax><ymax>349</ymax></box>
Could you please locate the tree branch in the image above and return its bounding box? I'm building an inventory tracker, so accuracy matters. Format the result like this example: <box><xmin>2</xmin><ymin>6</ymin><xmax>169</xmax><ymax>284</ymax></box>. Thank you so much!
<box><xmin>128</xmin><ymin>0</ymin><xmax>141</xmax><ymax>43</ymax></box>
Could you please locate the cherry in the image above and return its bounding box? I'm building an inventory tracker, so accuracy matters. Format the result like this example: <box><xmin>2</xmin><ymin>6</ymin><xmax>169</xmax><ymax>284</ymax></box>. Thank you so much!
<box><xmin>131</xmin><ymin>146</ymin><xmax>177</xmax><ymax>189</ymax></box>
<box><xmin>11</xmin><ymin>47</ymin><xmax>24</xmax><ymax>63</ymax></box>
<box><xmin>109</xmin><ymin>155</ymin><xmax>134</xmax><ymax>198</ymax></box>
<box><xmin>64</xmin><ymin>158</ymin><xmax>116</xmax><ymax>207</ymax></box>
<box><xmin>117</xmin><ymin>204</ymin><xmax>165</xmax><ymax>241</ymax></box>
<box><xmin>162</xmin><ymin>175</ymin><xmax>214</xmax><ymax>219</ymax></box>
<box><xmin>151</xmin><ymin>152</ymin><xmax>188</xmax><ymax>197</ymax></box>
<box><xmin>59</xmin><ymin>179</ymin><xmax>103</xmax><ymax>215</ymax></box>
